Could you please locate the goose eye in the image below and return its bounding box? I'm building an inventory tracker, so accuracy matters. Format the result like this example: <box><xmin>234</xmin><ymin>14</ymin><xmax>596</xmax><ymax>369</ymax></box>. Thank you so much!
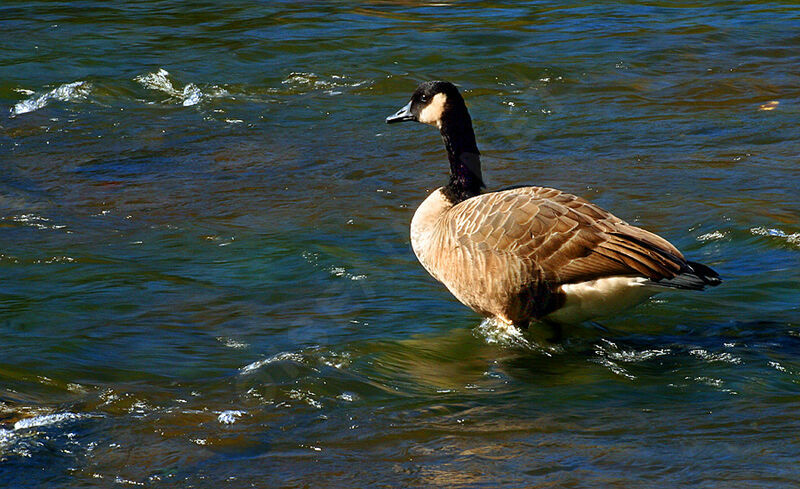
<box><xmin>420</xmin><ymin>94</ymin><xmax>429</xmax><ymax>103</ymax></box>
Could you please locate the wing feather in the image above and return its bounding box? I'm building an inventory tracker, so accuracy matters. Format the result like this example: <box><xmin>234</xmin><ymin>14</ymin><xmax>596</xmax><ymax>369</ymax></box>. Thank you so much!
<box><xmin>443</xmin><ymin>186</ymin><xmax>689</xmax><ymax>304</ymax></box>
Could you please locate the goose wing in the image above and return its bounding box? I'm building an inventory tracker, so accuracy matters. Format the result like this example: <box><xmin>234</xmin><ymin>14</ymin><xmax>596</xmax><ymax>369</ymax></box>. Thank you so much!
<box><xmin>447</xmin><ymin>186</ymin><xmax>687</xmax><ymax>288</ymax></box>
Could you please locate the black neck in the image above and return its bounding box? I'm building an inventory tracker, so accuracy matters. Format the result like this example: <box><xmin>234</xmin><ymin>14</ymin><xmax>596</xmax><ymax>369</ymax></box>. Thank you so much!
<box><xmin>439</xmin><ymin>110</ymin><xmax>484</xmax><ymax>204</ymax></box>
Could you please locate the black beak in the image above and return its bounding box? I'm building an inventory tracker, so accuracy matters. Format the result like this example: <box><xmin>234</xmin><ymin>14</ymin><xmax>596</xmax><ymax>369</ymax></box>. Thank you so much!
<box><xmin>386</xmin><ymin>101</ymin><xmax>415</xmax><ymax>124</ymax></box>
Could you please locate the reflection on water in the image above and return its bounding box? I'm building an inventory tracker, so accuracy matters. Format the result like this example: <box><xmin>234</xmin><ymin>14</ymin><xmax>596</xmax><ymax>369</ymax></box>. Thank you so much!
<box><xmin>2</xmin><ymin>0</ymin><xmax>800</xmax><ymax>487</ymax></box>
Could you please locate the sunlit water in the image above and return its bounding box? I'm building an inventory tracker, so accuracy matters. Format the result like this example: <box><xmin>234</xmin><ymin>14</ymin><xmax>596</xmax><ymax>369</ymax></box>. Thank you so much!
<box><xmin>2</xmin><ymin>1</ymin><xmax>799</xmax><ymax>487</ymax></box>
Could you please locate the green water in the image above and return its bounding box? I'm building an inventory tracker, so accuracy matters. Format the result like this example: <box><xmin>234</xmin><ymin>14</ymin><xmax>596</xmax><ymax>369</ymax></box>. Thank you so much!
<box><xmin>1</xmin><ymin>1</ymin><xmax>799</xmax><ymax>487</ymax></box>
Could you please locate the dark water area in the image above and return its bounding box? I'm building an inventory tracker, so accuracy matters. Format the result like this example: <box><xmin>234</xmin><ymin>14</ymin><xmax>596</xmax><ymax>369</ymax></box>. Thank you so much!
<box><xmin>1</xmin><ymin>1</ymin><xmax>799</xmax><ymax>487</ymax></box>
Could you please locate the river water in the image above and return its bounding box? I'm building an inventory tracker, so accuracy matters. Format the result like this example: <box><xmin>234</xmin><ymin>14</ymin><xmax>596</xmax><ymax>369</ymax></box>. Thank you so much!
<box><xmin>1</xmin><ymin>1</ymin><xmax>799</xmax><ymax>487</ymax></box>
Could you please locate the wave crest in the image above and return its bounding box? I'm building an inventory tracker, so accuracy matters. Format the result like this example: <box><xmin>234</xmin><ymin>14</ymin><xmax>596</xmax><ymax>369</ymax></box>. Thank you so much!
<box><xmin>11</xmin><ymin>81</ymin><xmax>92</xmax><ymax>116</ymax></box>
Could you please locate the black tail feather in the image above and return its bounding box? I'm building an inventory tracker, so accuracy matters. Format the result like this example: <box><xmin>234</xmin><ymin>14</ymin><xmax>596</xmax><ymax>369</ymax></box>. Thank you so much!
<box><xmin>649</xmin><ymin>260</ymin><xmax>721</xmax><ymax>290</ymax></box>
<box><xmin>686</xmin><ymin>260</ymin><xmax>721</xmax><ymax>286</ymax></box>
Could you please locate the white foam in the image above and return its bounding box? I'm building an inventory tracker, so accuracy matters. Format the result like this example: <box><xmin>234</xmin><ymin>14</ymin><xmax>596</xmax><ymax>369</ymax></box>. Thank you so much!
<box><xmin>181</xmin><ymin>83</ymin><xmax>202</xmax><ymax>106</ymax></box>
<box><xmin>217</xmin><ymin>410</ymin><xmax>244</xmax><ymax>424</ymax></box>
<box><xmin>476</xmin><ymin>318</ymin><xmax>527</xmax><ymax>345</ymax></box>
<box><xmin>134</xmin><ymin>68</ymin><xmax>176</xmax><ymax>94</ymax></box>
<box><xmin>750</xmin><ymin>226</ymin><xmax>800</xmax><ymax>247</ymax></box>
<box><xmin>473</xmin><ymin>317</ymin><xmax>553</xmax><ymax>352</ymax></box>
<box><xmin>0</xmin><ymin>428</ymin><xmax>15</xmax><ymax>449</ymax></box>
<box><xmin>240</xmin><ymin>351</ymin><xmax>305</xmax><ymax>374</ymax></box>
<box><xmin>36</xmin><ymin>256</ymin><xmax>76</xmax><ymax>264</ymax></box>
<box><xmin>11</xmin><ymin>81</ymin><xmax>91</xmax><ymax>116</ymax></box>
<box><xmin>697</xmin><ymin>231</ymin><xmax>727</xmax><ymax>241</ymax></box>
<box><xmin>216</xmin><ymin>336</ymin><xmax>248</xmax><ymax>349</ymax></box>
<box><xmin>283</xmin><ymin>72</ymin><xmax>318</xmax><ymax>86</ymax></box>
<box><xmin>114</xmin><ymin>477</ymin><xmax>145</xmax><ymax>486</ymax></box>
<box><xmin>13</xmin><ymin>412</ymin><xmax>86</xmax><ymax>430</ymax></box>
<box><xmin>280</xmin><ymin>71</ymin><xmax>369</xmax><ymax>94</ymax></box>
<box><xmin>134</xmin><ymin>68</ymin><xmax>215</xmax><ymax>107</ymax></box>
<box><xmin>689</xmin><ymin>348</ymin><xmax>742</xmax><ymax>365</ymax></box>
<box><xmin>594</xmin><ymin>357</ymin><xmax>636</xmax><ymax>380</ymax></box>
<box><xmin>691</xmin><ymin>376</ymin><xmax>724</xmax><ymax>388</ymax></box>
<box><xmin>288</xmin><ymin>389</ymin><xmax>322</xmax><ymax>409</ymax></box>
<box><xmin>7</xmin><ymin>213</ymin><xmax>66</xmax><ymax>231</ymax></box>
<box><xmin>595</xmin><ymin>339</ymin><xmax>671</xmax><ymax>363</ymax></box>
<box><xmin>606</xmin><ymin>348</ymin><xmax>670</xmax><ymax>363</ymax></box>
<box><xmin>327</xmin><ymin>266</ymin><xmax>366</xmax><ymax>281</ymax></box>
<box><xmin>319</xmin><ymin>351</ymin><xmax>351</xmax><ymax>369</ymax></box>
<box><xmin>769</xmin><ymin>361</ymin><xmax>788</xmax><ymax>373</ymax></box>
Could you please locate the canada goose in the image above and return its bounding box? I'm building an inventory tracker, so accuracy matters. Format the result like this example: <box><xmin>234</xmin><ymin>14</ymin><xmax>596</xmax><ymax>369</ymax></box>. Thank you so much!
<box><xmin>386</xmin><ymin>81</ymin><xmax>720</xmax><ymax>326</ymax></box>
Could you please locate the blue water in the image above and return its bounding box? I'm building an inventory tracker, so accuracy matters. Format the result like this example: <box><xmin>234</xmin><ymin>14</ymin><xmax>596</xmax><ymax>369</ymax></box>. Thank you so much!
<box><xmin>1</xmin><ymin>1</ymin><xmax>799</xmax><ymax>487</ymax></box>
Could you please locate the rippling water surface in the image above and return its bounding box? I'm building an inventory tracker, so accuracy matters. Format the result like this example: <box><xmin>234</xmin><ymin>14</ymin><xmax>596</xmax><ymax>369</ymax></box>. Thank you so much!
<box><xmin>2</xmin><ymin>1</ymin><xmax>799</xmax><ymax>487</ymax></box>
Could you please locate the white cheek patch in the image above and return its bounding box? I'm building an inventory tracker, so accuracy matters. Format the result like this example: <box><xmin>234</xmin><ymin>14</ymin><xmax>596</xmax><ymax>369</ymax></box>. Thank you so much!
<box><xmin>418</xmin><ymin>93</ymin><xmax>447</xmax><ymax>127</ymax></box>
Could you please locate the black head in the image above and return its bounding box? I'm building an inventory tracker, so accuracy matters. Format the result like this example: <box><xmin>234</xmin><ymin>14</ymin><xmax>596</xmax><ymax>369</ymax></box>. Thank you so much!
<box><xmin>385</xmin><ymin>81</ymin><xmax>467</xmax><ymax>128</ymax></box>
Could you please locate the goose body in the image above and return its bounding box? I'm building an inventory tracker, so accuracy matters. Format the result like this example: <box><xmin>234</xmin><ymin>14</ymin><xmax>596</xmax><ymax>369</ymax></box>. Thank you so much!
<box><xmin>388</xmin><ymin>81</ymin><xmax>720</xmax><ymax>327</ymax></box>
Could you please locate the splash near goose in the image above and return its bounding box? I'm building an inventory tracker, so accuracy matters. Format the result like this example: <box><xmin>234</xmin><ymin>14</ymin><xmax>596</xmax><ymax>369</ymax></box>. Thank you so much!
<box><xmin>386</xmin><ymin>81</ymin><xmax>720</xmax><ymax>327</ymax></box>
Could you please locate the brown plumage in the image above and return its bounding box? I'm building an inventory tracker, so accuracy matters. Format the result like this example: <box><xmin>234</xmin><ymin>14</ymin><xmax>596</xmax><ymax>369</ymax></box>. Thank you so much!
<box><xmin>387</xmin><ymin>81</ymin><xmax>720</xmax><ymax>326</ymax></box>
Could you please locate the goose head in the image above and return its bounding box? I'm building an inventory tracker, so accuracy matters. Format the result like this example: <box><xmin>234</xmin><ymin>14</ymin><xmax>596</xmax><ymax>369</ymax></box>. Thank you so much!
<box><xmin>385</xmin><ymin>81</ymin><xmax>468</xmax><ymax>129</ymax></box>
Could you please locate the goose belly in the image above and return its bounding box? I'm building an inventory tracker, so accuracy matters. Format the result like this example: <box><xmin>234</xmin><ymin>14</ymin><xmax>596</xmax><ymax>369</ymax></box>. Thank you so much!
<box><xmin>544</xmin><ymin>276</ymin><xmax>658</xmax><ymax>324</ymax></box>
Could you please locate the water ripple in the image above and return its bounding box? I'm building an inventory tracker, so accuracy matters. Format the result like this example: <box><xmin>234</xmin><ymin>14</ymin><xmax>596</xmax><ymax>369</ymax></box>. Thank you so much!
<box><xmin>12</xmin><ymin>412</ymin><xmax>89</xmax><ymax>430</ymax></box>
<box><xmin>134</xmin><ymin>68</ymin><xmax>229</xmax><ymax>106</ymax></box>
<box><xmin>239</xmin><ymin>351</ymin><xmax>306</xmax><ymax>375</ymax></box>
<box><xmin>216</xmin><ymin>410</ymin><xmax>244</xmax><ymax>424</ymax></box>
<box><xmin>2</xmin><ymin>1</ymin><xmax>799</xmax><ymax>487</ymax></box>
<box><xmin>689</xmin><ymin>348</ymin><xmax>743</xmax><ymax>365</ymax></box>
<box><xmin>750</xmin><ymin>226</ymin><xmax>800</xmax><ymax>248</ymax></box>
<box><xmin>10</xmin><ymin>81</ymin><xmax>91</xmax><ymax>116</ymax></box>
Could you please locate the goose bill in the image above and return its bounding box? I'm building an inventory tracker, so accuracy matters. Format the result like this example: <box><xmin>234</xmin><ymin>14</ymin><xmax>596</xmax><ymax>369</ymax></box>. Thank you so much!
<box><xmin>386</xmin><ymin>101</ymin><xmax>415</xmax><ymax>123</ymax></box>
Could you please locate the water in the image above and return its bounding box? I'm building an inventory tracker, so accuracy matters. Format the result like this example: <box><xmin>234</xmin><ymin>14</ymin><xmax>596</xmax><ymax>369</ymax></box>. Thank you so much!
<box><xmin>1</xmin><ymin>1</ymin><xmax>799</xmax><ymax>487</ymax></box>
